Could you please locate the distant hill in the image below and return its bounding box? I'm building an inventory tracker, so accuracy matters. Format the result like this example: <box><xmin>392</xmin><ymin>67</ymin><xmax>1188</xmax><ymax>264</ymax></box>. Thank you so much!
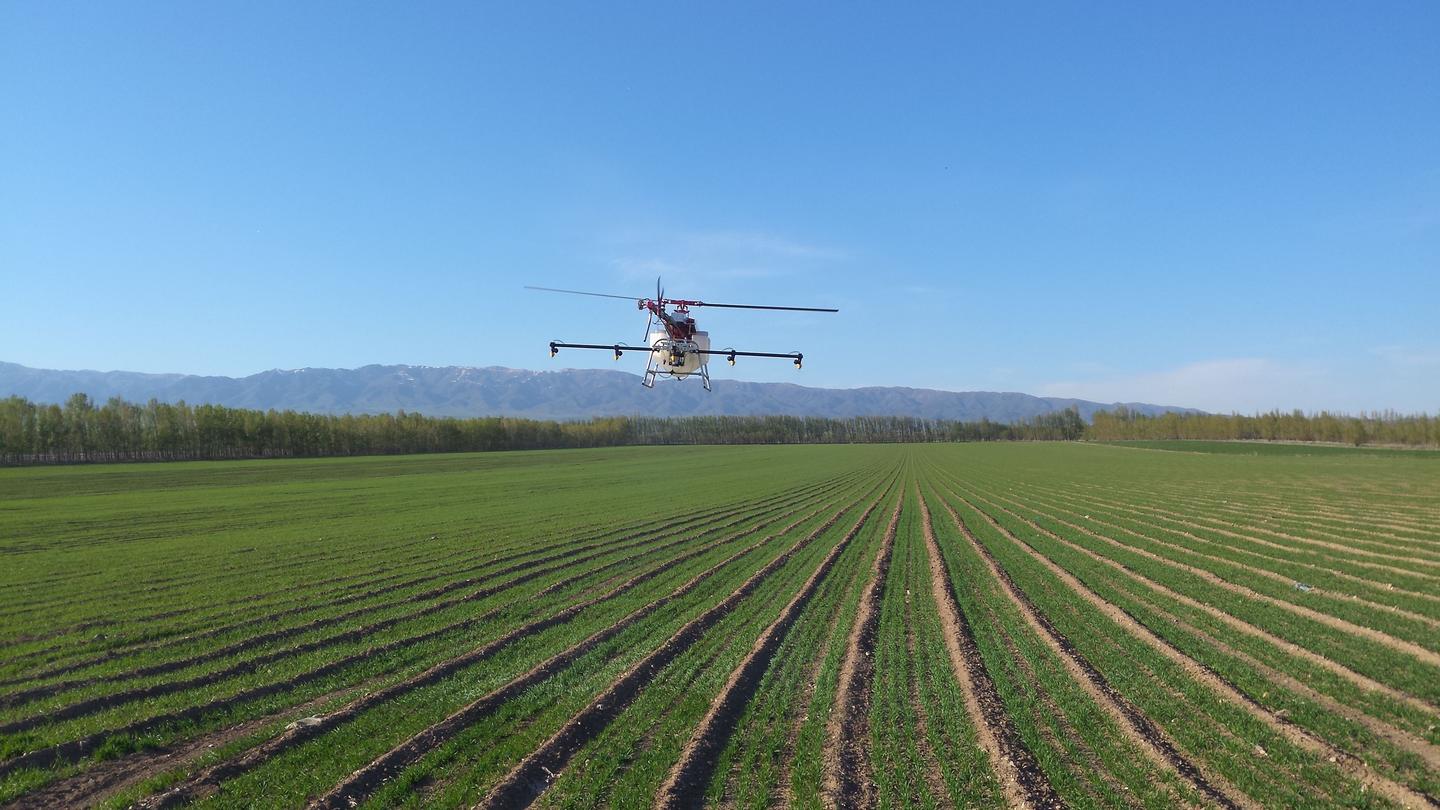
<box><xmin>0</xmin><ymin>361</ymin><xmax>1198</xmax><ymax>422</ymax></box>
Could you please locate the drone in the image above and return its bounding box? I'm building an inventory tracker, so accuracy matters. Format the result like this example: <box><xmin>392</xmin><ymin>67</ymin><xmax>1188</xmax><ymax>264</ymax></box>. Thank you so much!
<box><xmin>525</xmin><ymin>278</ymin><xmax>838</xmax><ymax>391</ymax></box>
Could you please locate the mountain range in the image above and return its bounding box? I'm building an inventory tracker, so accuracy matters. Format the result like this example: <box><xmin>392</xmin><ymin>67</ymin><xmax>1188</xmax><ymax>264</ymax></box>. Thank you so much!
<box><xmin>0</xmin><ymin>361</ymin><xmax>1197</xmax><ymax>422</ymax></box>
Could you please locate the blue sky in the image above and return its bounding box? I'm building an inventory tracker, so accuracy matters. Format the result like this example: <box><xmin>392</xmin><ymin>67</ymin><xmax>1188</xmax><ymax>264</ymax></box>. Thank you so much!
<box><xmin>3</xmin><ymin>2</ymin><xmax>1436</xmax><ymax>413</ymax></box>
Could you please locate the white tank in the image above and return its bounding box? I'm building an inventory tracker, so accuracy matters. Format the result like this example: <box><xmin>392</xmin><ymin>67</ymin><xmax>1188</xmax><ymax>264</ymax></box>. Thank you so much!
<box><xmin>649</xmin><ymin>330</ymin><xmax>710</xmax><ymax>377</ymax></box>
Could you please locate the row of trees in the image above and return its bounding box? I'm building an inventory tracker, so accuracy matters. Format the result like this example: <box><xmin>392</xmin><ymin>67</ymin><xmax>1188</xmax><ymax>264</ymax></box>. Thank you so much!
<box><xmin>624</xmin><ymin>409</ymin><xmax>1086</xmax><ymax>446</ymax></box>
<box><xmin>0</xmin><ymin>395</ymin><xmax>1087</xmax><ymax>465</ymax></box>
<box><xmin>1</xmin><ymin>395</ymin><xmax>1433</xmax><ymax>465</ymax></box>
<box><xmin>1089</xmin><ymin>406</ymin><xmax>1440</xmax><ymax>446</ymax></box>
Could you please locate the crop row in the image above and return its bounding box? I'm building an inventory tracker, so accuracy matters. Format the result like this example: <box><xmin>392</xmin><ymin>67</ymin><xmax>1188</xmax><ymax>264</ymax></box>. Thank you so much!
<box><xmin>3</xmin><ymin>443</ymin><xmax>1436</xmax><ymax>808</ymax></box>
<box><xmin>926</xmin><ymin>456</ymin><xmax>1437</xmax><ymax>805</ymax></box>
<box><xmin>2</xmin><ymin>451</ymin><xmax>887</xmax><ymax>803</ymax></box>
<box><xmin>0</xmin><ymin>469</ymin><xmax>862</xmax><ymax>713</ymax></box>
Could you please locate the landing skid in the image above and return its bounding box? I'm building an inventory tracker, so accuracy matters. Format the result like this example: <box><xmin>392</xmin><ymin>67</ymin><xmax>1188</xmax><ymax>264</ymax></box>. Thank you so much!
<box><xmin>642</xmin><ymin>360</ymin><xmax>712</xmax><ymax>391</ymax></box>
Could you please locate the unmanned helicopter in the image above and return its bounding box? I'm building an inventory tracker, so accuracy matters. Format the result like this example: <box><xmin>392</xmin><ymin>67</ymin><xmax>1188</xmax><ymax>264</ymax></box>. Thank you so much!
<box><xmin>525</xmin><ymin>278</ymin><xmax>838</xmax><ymax>391</ymax></box>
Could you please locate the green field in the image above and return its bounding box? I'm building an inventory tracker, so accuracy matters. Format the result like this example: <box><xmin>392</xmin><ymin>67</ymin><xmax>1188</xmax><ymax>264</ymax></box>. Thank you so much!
<box><xmin>1</xmin><ymin>443</ymin><xmax>1437</xmax><ymax>808</ymax></box>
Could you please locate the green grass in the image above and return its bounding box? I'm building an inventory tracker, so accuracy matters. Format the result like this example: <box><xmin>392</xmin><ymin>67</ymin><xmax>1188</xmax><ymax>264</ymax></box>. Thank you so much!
<box><xmin>2</xmin><ymin>442</ymin><xmax>1437</xmax><ymax>807</ymax></box>
<box><xmin>1097</xmin><ymin>439</ymin><xmax>1440</xmax><ymax>457</ymax></box>
<box><xmin>921</xmin><ymin>476</ymin><xmax>1192</xmax><ymax>808</ymax></box>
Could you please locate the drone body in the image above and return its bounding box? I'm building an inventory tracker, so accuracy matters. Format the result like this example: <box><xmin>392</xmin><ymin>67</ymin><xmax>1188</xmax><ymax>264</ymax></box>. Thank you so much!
<box><xmin>527</xmin><ymin>279</ymin><xmax>837</xmax><ymax>391</ymax></box>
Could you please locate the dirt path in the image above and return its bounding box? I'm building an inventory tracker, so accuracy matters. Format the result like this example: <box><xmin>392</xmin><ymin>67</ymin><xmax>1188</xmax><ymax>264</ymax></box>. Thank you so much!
<box><xmin>918</xmin><ymin>491</ymin><xmax>1061</xmax><ymax>810</ymax></box>
<box><xmin>654</xmin><ymin>491</ymin><xmax>901</xmax><ymax>809</ymax></box>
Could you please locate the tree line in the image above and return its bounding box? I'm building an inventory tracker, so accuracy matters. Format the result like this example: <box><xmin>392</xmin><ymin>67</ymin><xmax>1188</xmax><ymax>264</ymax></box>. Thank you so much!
<box><xmin>0</xmin><ymin>394</ymin><xmax>1085</xmax><ymax>465</ymax></box>
<box><xmin>1089</xmin><ymin>406</ymin><xmax>1439</xmax><ymax>447</ymax></box>
<box><xmin>1</xmin><ymin>395</ymin><xmax>1433</xmax><ymax>465</ymax></box>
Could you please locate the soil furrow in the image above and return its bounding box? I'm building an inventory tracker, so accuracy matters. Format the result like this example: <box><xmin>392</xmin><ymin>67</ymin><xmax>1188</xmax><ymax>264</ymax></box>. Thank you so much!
<box><xmin>1</xmin><ymin>537</ymin><xmax>433</xmax><ymax>633</ymax></box>
<box><xmin>768</xmin><ymin>509</ymin><xmax>874</xmax><ymax>809</ymax></box>
<box><xmin>3</xmin><ymin>476</ymin><xmax>857</xmax><ymax>688</ymax></box>
<box><xmin>1063</xmin><ymin>476</ymin><xmax>1440</xmax><ymax>536</ymax></box>
<box><xmin>2</xmin><ymin>486</ymin><xmax>822</xmax><ymax>692</ymax></box>
<box><xmin>469</xmin><ymin>476</ymin><xmax>896</xmax><ymax>810</ymax></box>
<box><xmin>1110</xmin><ymin>482</ymin><xmax>1440</xmax><ymax>551</ymax></box>
<box><xmin>308</xmin><ymin>476</ymin><xmax>888</xmax><ymax>810</ymax></box>
<box><xmin>818</xmin><ymin>494</ymin><xmax>903</xmax><ymax>808</ymax></box>
<box><xmin>1031</xmin><ymin>484</ymin><xmax>1440</xmax><ymax>592</ymax></box>
<box><xmin>3</xmin><ymin>523</ymin><xmax>667</xmax><ymax>687</ymax></box>
<box><xmin>961</xmin><ymin>483</ymin><xmax>1440</xmax><ymax>719</ymax></box>
<box><xmin>0</xmin><ymin>487</ymin><xmax>819</xmax><ymax>728</ymax></box>
<box><xmin>979</xmin><ymin>487</ymin><xmax>1440</xmax><ymax>670</ymax></box>
<box><xmin>1091</xmin><ymin>483</ymin><xmax>1440</xmax><ymax>552</ymax></box>
<box><xmin>1</xmin><ymin>676</ymin><xmax>390</xmax><ymax>810</ymax></box>
<box><xmin>659</xmin><ymin>491</ymin><xmax>900</xmax><ymax>809</ymax></box>
<box><xmin>0</xmin><ymin>507</ymin><xmax>680</xmax><ymax>665</ymax></box>
<box><xmin>901</xmin><ymin>526</ymin><xmax>951</xmax><ymax>807</ymax></box>
<box><xmin>0</xmin><ymin>485</ymin><xmax>822</xmax><ymax>785</ymax></box>
<box><xmin>1016</xmin><ymin>490</ymin><xmax>1440</xmax><ymax>631</ymax></box>
<box><xmin>1025</xmin><ymin>485</ymin><xmax>1440</xmax><ymax>608</ymax></box>
<box><xmin>132</xmin><ymin>495</ymin><xmax>839</xmax><ymax>809</ymax></box>
<box><xmin>918</xmin><ymin>488</ymin><xmax>1062</xmax><ymax>810</ymax></box>
<box><xmin>950</xmin><ymin>481</ymin><xmax>1437</xmax><ymax>810</ymax></box>
<box><xmin>1127</xmin><ymin>581</ymin><xmax>1440</xmax><ymax>773</ymax></box>
<box><xmin>1064</xmin><ymin>486</ymin><xmax>1440</xmax><ymax>574</ymax></box>
<box><xmin>929</xmin><ymin>484</ymin><xmax>1243</xmax><ymax>809</ymax></box>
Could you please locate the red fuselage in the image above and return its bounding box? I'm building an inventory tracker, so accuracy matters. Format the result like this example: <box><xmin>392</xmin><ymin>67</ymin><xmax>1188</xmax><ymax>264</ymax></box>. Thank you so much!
<box><xmin>642</xmin><ymin>300</ymin><xmax>698</xmax><ymax>341</ymax></box>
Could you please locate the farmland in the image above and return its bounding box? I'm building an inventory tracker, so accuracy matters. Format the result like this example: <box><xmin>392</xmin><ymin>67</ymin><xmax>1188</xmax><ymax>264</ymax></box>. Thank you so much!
<box><xmin>1</xmin><ymin>443</ymin><xmax>1437</xmax><ymax>808</ymax></box>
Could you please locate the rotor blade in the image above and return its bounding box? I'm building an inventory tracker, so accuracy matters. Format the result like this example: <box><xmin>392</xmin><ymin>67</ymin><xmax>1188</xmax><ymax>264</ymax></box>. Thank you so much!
<box><xmin>691</xmin><ymin>302</ymin><xmax>839</xmax><ymax>312</ymax></box>
<box><xmin>694</xmin><ymin>348</ymin><xmax>804</xmax><ymax>359</ymax></box>
<box><xmin>524</xmin><ymin>286</ymin><xmax>639</xmax><ymax>302</ymax></box>
<box><xmin>549</xmin><ymin>342</ymin><xmax>803</xmax><ymax>360</ymax></box>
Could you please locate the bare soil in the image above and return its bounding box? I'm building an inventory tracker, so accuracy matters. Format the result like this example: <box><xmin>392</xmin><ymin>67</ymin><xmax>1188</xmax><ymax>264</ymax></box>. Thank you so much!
<box><xmin>917</xmin><ymin>493</ymin><xmax>1062</xmax><ymax>810</ymax></box>
<box><xmin>953</xmin><ymin>483</ymin><xmax>1435</xmax><ymax>809</ymax></box>
<box><xmin>813</xmin><ymin>495</ymin><xmax>900</xmax><ymax>808</ymax></box>
<box><xmin>313</xmin><ymin>488</ymin><xmax>872</xmax><ymax>810</ymax></box>
<box><xmin>653</xmin><ymin>490</ymin><xmax>894</xmax><ymax>808</ymax></box>
<box><xmin>933</xmin><ymin>488</ymin><xmax>1239</xmax><ymax>809</ymax></box>
<box><xmin>471</xmin><ymin>487</ymin><xmax>884</xmax><ymax>810</ymax></box>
